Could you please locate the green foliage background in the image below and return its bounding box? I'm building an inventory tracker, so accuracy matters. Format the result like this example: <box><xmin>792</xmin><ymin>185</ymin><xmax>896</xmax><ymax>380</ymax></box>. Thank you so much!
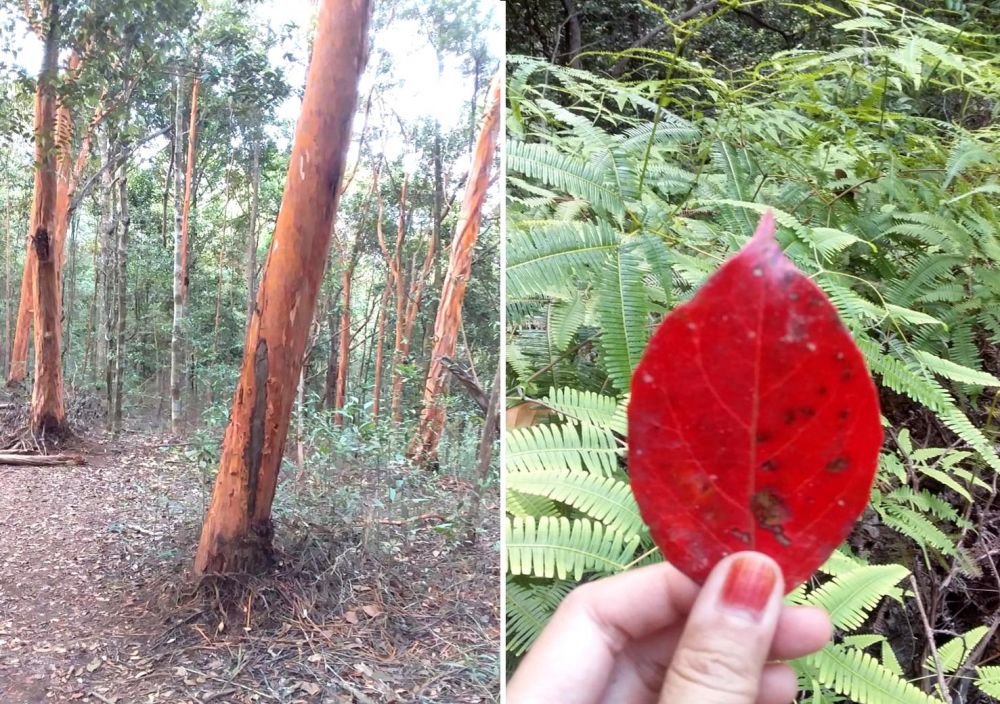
<box><xmin>505</xmin><ymin>1</ymin><xmax>1000</xmax><ymax>701</ymax></box>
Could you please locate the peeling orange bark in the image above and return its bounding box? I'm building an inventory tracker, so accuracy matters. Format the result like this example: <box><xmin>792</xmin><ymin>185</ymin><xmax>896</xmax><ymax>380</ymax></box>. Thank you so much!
<box><xmin>194</xmin><ymin>0</ymin><xmax>371</xmax><ymax>574</ymax></box>
<box><xmin>407</xmin><ymin>73</ymin><xmax>500</xmax><ymax>467</ymax></box>
<box><xmin>9</xmin><ymin>51</ymin><xmax>100</xmax><ymax>386</ymax></box>
<box><xmin>29</xmin><ymin>0</ymin><xmax>67</xmax><ymax>435</ymax></box>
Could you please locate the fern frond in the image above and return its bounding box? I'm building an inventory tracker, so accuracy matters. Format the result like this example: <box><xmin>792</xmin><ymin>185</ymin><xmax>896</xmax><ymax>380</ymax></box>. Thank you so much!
<box><xmin>543</xmin><ymin>387</ymin><xmax>625</xmax><ymax>434</ymax></box>
<box><xmin>801</xmin><ymin>643</ymin><xmax>942</xmax><ymax>704</ymax></box>
<box><xmin>508</xmin><ymin>140</ymin><xmax>625</xmax><ymax>219</ymax></box>
<box><xmin>595</xmin><ymin>243</ymin><xmax>650</xmax><ymax>393</ymax></box>
<box><xmin>505</xmin><ymin>422</ymin><xmax>620</xmax><ymax>476</ymax></box>
<box><xmin>975</xmin><ymin>665</ymin><xmax>1000</xmax><ymax>699</ymax></box>
<box><xmin>805</xmin><ymin>564</ymin><xmax>909</xmax><ymax>630</ymax></box>
<box><xmin>506</xmin><ymin>469</ymin><xmax>645</xmax><ymax>539</ymax></box>
<box><xmin>924</xmin><ymin>625</ymin><xmax>989</xmax><ymax>674</ymax></box>
<box><xmin>507</xmin><ymin>221</ymin><xmax>620</xmax><ymax>299</ymax></box>
<box><xmin>506</xmin><ymin>578</ymin><xmax>574</xmax><ymax>655</ymax></box>
<box><xmin>505</xmin><ymin>515</ymin><xmax>640</xmax><ymax>580</ymax></box>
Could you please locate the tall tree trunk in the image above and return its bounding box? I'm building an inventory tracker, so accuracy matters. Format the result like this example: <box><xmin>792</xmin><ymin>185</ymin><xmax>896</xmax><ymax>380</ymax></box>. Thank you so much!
<box><xmin>98</xmin><ymin>130</ymin><xmax>116</xmax><ymax>400</ymax></box>
<box><xmin>113</xmin><ymin>156</ymin><xmax>129</xmax><ymax>434</ymax></box>
<box><xmin>194</xmin><ymin>0</ymin><xmax>371</xmax><ymax>574</ymax></box>
<box><xmin>210</xmin><ymin>169</ymin><xmax>230</xmax><ymax>381</ymax></box>
<box><xmin>560</xmin><ymin>0</ymin><xmax>583</xmax><ymax>68</ymax></box>
<box><xmin>170</xmin><ymin>76</ymin><xmax>187</xmax><ymax>433</ymax></box>
<box><xmin>322</xmin><ymin>295</ymin><xmax>339</xmax><ymax>409</ymax></box>
<box><xmin>3</xmin><ymin>180</ymin><xmax>10</xmax><ymax>380</ymax></box>
<box><xmin>180</xmin><ymin>77</ymin><xmax>199</xmax><ymax>306</ymax></box>
<box><xmin>371</xmin><ymin>285</ymin><xmax>389</xmax><ymax>421</ymax></box>
<box><xmin>8</xmin><ymin>203</ymin><xmax>36</xmax><ymax>385</ymax></box>
<box><xmin>82</xmin><ymin>238</ymin><xmax>97</xmax><ymax>383</ymax></box>
<box><xmin>10</xmin><ymin>50</ymin><xmax>92</xmax><ymax>387</ymax></box>
<box><xmin>387</xmin><ymin>177</ymin><xmax>407</xmax><ymax>424</ymax></box>
<box><xmin>245</xmin><ymin>137</ymin><xmax>260</xmax><ymax>332</ymax></box>
<box><xmin>160</xmin><ymin>139</ymin><xmax>173</xmax><ymax>248</ymax></box>
<box><xmin>331</xmin><ymin>170</ymin><xmax>376</xmax><ymax>423</ymax></box>
<box><xmin>406</xmin><ymin>73</ymin><xmax>500</xmax><ymax>466</ymax></box>
<box><xmin>333</xmin><ymin>262</ymin><xmax>354</xmax><ymax>425</ymax></box>
<box><xmin>30</xmin><ymin>0</ymin><xmax>67</xmax><ymax>436</ymax></box>
<box><xmin>65</xmin><ymin>212</ymin><xmax>77</xmax><ymax>369</ymax></box>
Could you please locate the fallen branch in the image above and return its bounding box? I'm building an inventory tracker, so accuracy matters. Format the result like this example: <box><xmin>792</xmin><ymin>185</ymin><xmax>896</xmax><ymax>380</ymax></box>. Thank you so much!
<box><xmin>0</xmin><ymin>453</ymin><xmax>85</xmax><ymax>466</ymax></box>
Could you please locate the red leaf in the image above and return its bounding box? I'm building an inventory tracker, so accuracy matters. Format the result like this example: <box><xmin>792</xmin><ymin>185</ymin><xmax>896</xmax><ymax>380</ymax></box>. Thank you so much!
<box><xmin>627</xmin><ymin>210</ymin><xmax>882</xmax><ymax>591</ymax></box>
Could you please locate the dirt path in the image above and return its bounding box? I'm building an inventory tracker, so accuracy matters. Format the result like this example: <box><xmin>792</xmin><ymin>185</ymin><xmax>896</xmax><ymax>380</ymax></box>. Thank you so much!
<box><xmin>0</xmin><ymin>435</ymin><xmax>500</xmax><ymax>703</ymax></box>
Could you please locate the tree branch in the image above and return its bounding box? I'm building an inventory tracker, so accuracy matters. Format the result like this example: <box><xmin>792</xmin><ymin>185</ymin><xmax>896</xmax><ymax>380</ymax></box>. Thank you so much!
<box><xmin>609</xmin><ymin>1</ymin><xmax>720</xmax><ymax>77</ymax></box>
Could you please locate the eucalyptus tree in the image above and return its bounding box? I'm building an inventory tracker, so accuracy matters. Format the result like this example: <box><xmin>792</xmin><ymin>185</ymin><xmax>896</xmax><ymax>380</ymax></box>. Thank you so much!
<box><xmin>6</xmin><ymin>0</ymin><xmax>195</xmax><ymax>435</ymax></box>
<box><xmin>194</xmin><ymin>0</ymin><xmax>371</xmax><ymax>574</ymax></box>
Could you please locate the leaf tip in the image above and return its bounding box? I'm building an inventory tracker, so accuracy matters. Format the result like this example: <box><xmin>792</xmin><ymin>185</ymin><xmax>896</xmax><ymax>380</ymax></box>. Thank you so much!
<box><xmin>753</xmin><ymin>209</ymin><xmax>777</xmax><ymax>244</ymax></box>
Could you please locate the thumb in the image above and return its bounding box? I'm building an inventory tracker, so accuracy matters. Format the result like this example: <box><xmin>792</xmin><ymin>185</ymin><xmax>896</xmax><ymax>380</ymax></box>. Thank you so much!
<box><xmin>659</xmin><ymin>552</ymin><xmax>784</xmax><ymax>704</ymax></box>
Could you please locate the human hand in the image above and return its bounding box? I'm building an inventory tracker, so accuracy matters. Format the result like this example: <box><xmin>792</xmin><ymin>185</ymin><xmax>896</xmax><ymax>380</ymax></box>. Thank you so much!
<box><xmin>506</xmin><ymin>552</ymin><xmax>831</xmax><ymax>704</ymax></box>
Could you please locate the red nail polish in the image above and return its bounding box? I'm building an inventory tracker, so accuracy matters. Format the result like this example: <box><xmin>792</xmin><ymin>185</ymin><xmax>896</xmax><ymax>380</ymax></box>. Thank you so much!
<box><xmin>719</xmin><ymin>556</ymin><xmax>776</xmax><ymax>619</ymax></box>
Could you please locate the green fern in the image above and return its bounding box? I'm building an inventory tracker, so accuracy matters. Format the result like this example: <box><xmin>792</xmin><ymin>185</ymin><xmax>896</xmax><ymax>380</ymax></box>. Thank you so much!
<box><xmin>505</xmin><ymin>515</ymin><xmax>641</xmax><ymax>581</ymax></box>
<box><xmin>506</xmin><ymin>469</ymin><xmax>645</xmax><ymax>539</ymax></box>
<box><xmin>975</xmin><ymin>665</ymin><xmax>1000</xmax><ymax>699</ymax></box>
<box><xmin>800</xmin><ymin>644</ymin><xmax>944</xmax><ymax>704</ymax></box>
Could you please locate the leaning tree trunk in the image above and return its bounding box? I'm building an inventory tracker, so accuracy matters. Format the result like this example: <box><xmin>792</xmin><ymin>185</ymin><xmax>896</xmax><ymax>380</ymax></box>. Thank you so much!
<box><xmin>194</xmin><ymin>0</ymin><xmax>371</xmax><ymax>574</ymax></box>
<box><xmin>406</xmin><ymin>73</ymin><xmax>500</xmax><ymax>467</ymax></box>
<box><xmin>29</xmin><ymin>0</ymin><xmax>67</xmax><ymax>436</ymax></box>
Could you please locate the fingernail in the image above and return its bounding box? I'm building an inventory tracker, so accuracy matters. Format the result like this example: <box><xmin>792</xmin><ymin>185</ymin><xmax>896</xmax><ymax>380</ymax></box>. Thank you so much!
<box><xmin>719</xmin><ymin>555</ymin><xmax>777</xmax><ymax>620</ymax></box>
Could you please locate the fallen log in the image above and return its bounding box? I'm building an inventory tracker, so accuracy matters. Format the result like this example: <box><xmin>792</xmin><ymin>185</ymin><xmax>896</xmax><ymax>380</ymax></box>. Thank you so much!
<box><xmin>0</xmin><ymin>453</ymin><xmax>85</xmax><ymax>466</ymax></box>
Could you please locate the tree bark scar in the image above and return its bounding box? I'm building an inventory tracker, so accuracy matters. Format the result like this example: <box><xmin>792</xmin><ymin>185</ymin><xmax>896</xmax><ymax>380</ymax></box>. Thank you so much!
<box><xmin>245</xmin><ymin>338</ymin><xmax>268</xmax><ymax>517</ymax></box>
<box><xmin>33</xmin><ymin>227</ymin><xmax>51</xmax><ymax>262</ymax></box>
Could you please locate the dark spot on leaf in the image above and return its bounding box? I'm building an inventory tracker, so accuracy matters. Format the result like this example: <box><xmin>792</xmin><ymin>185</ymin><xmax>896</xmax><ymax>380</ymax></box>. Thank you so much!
<box><xmin>809</xmin><ymin>295</ymin><xmax>823</xmax><ymax>307</ymax></box>
<box><xmin>826</xmin><ymin>457</ymin><xmax>849</xmax><ymax>473</ymax></box>
<box><xmin>841</xmin><ymin>368</ymin><xmax>853</xmax><ymax>382</ymax></box>
<box><xmin>771</xmin><ymin>527</ymin><xmax>792</xmax><ymax>547</ymax></box>
<box><xmin>817</xmin><ymin>386</ymin><xmax>828</xmax><ymax>396</ymax></box>
<box><xmin>838</xmin><ymin>409</ymin><xmax>850</xmax><ymax>421</ymax></box>
<box><xmin>756</xmin><ymin>430</ymin><xmax>771</xmax><ymax>443</ymax></box>
<box><xmin>783</xmin><ymin>409</ymin><xmax>797</xmax><ymax>425</ymax></box>
<box><xmin>800</xmin><ymin>407</ymin><xmax>816</xmax><ymax>419</ymax></box>
<box><xmin>751</xmin><ymin>488</ymin><xmax>791</xmax><ymax>528</ymax></box>
<box><xmin>729</xmin><ymin>528</ymin><xmax>751</xmax><ymax>544</ymax></box>
<box><xmin>760</xmin><ymin>459</ymin><xmax>778</xmax><ymax>472</ymax></box>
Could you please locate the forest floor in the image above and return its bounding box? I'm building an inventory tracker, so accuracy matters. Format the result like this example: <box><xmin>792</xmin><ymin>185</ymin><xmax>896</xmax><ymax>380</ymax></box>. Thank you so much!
<box><xmin>0</xmin><ymin>406</ymin><xmax>500</xmax><ymax>704</ymax></box>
